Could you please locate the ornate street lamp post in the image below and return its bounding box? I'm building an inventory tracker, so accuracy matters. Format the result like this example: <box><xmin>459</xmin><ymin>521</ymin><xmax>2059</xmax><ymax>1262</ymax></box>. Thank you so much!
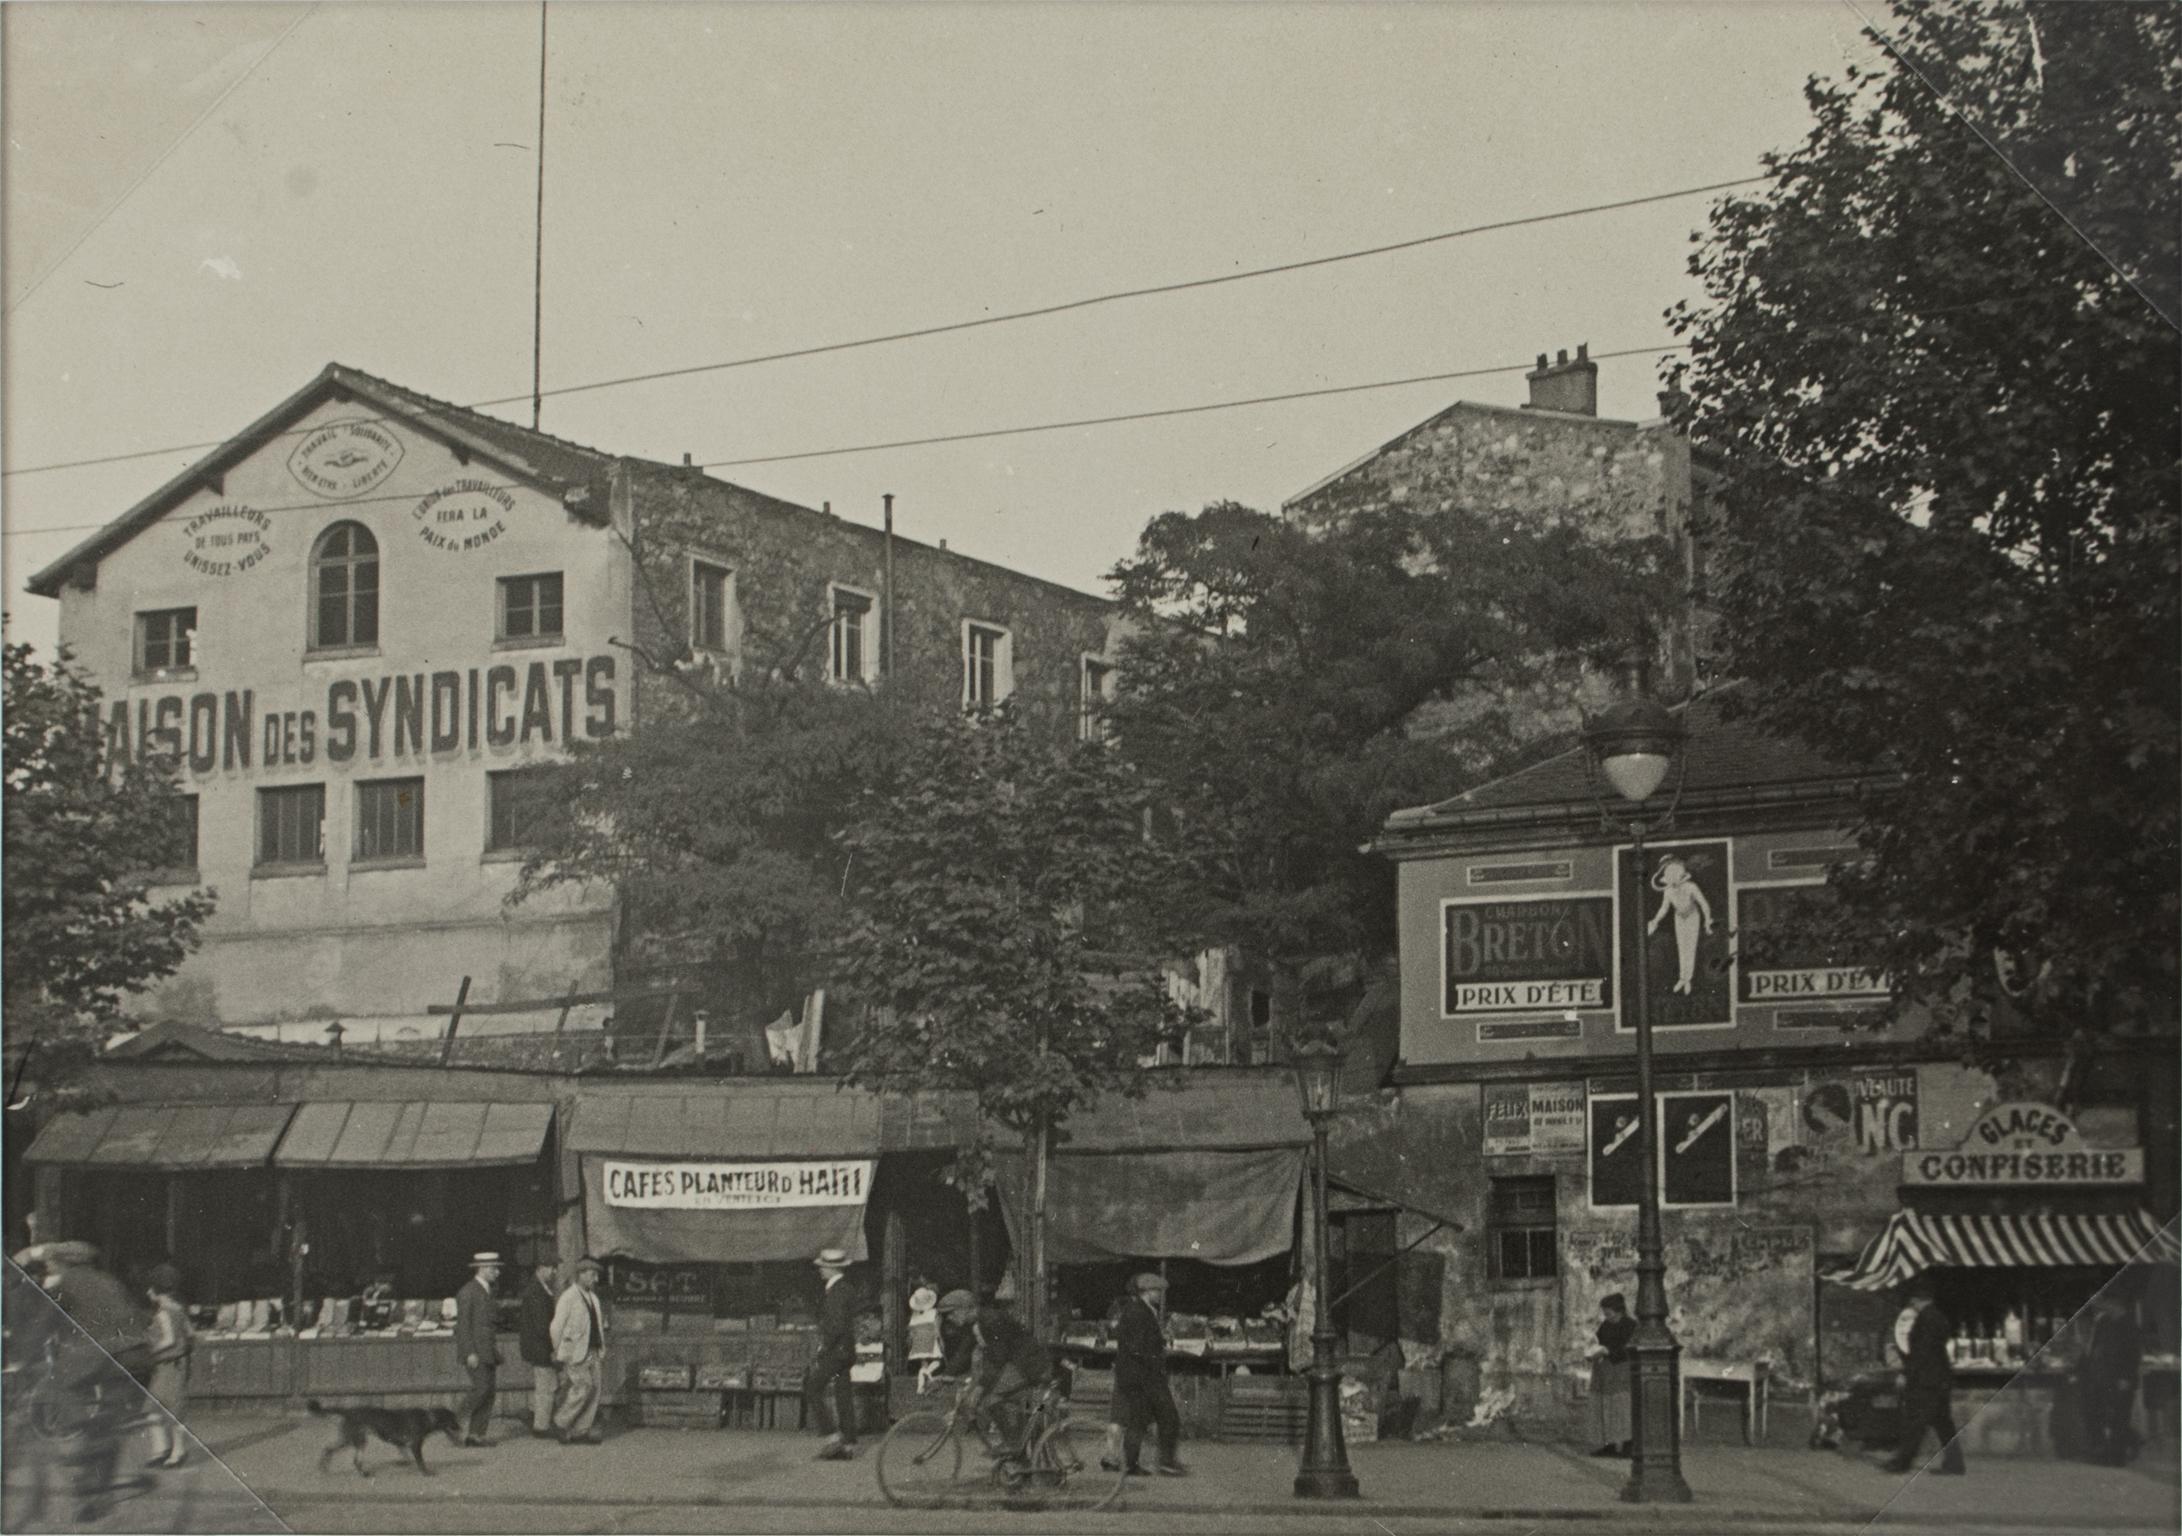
<box><xmin>1582</xmin><ymin>653</ymin><xmax>1693</xmax><ymax>1505</ymax></box>
<box><xmin>1291</xmin><ymin>1036</ymin><xmax>1360</xmax><ymax>1500</ymax></box>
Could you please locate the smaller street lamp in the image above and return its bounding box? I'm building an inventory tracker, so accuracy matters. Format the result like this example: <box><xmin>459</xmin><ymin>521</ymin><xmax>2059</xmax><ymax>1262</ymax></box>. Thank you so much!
<box><xmin>1291</xmin><ymin>1036</ymin><xmax>1360</xmax><ymax>1500</ymax></box>
<box><xmin>1581</xmin><ymin>651</ymin><xmax>1692</xmax><ymax>1505</ymax></box>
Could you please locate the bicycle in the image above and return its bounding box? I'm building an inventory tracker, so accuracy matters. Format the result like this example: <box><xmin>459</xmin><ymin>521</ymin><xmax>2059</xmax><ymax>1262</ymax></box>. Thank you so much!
<box><xmin>875</xmin><ymin>1376</ymin><xmax>1126</xmax><ymax>1512</ymax></box>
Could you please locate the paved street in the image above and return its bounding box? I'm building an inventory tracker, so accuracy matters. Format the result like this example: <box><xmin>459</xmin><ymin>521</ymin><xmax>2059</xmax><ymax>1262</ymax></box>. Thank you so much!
<box><xmin>7</xmin><ymin>1412</ymin><xmax>2172</xmax><ymax>1535</ymax></box>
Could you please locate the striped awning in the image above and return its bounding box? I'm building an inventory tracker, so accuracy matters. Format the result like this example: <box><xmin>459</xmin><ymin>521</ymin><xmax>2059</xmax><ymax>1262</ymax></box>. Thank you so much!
<box><xmin>1823</xmin><ymin>1210</ymin><xmax>2182</xmax><ymax>1291</ymax></box>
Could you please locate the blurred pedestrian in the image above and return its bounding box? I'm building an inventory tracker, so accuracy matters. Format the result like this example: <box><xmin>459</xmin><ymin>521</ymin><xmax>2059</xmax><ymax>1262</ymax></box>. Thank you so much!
<box><xmin>1114</xmin><ymin>1272</ymin><xmax>1189</xmax><ymax>1477</ymax></box>
<box><xmin>143</xmin><ymin>1263</ymin><xmax>194</xmax><ymax>1468</ymax></box>
<box><xmin>43</xmin><ymin>1241</ymin><xmax>150</xmax><ymax>1521</ymax></box>
<box><xmin>518</xmin><ymin>1257</ymin><xmax>563</xmax><ymax>1438</ymax></box>
<box><xmin>2077</xmin><ymin>1291</ymin><xmax>2143</xmax><ymax>1467</ymax></box>
<box><xmin>453</xmin><ymin>1252</ymin><xmax>502</xmax><ymax>1447</ymax></box>
<box><xmin>1883</xmin><ymin>1278</ymin><xmax>1964</xmax><ymax>1475</ymax></box>
<box><xmin>550</xmin><ymin>1257</ymin><xmax>608</xmax><ymax>1444</ymax></box>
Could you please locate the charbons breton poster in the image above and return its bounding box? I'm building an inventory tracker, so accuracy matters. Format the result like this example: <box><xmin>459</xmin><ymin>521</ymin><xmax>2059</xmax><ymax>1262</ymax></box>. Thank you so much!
<box><xmin>1442</xmin><ymin>896</ymin><xmax>1613</xmax><ymax>1016</ymax></box>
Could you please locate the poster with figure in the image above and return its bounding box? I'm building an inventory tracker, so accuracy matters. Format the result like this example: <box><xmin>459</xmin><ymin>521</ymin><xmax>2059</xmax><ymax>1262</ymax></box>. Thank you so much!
<box><xmin>1616</xmin><ymin>839</ymin><xmax>1734</xmax><ymax>1029</ymax></box>
<box><xmin>1588</xmin><ymin>1093</ymin><xmax>1645</xmax><ymax>1209</ymax></box>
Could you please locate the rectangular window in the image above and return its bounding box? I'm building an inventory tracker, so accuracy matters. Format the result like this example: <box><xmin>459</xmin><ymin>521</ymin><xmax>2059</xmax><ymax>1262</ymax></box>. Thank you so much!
<box><xmin>831</xmin><ymin>588</ymin><xmax>873</xmax><ymax>683</ymax></box>
<box><xmin>487</xmin><ymin>768</ymin><xmax>553</xmax><ymax>853</ymax></box>
<box><xmin>160</xmin><ymin>794</ymin><xmax>200</xmax><ymax>874</ymax></box>
<box><xmin>256</xmin><ymin>784</ymin><xmax>325</xmax><ymax>868</ymax></box>
<box><xmin>135</xmin><ymin>608</ymin><xmax>197</xmax><ymax>675</ymax></box>
<box><xmin>354</xmin><ymin>777</ymin><xmax>425</xmax><ymax>863</ymax></box>
<box><xmin>691</xmin><ymin>561</ymin><xmax>732</xmax><ymax>653</ymax></box>
<box><xmin>1489</xmin><ymin>1176</ymin><xmax>1558</xmax><ymax>1280</ymax></box>
<box><xmin>1080</xmin><ymin>657</ymin><xmax>1116</xmax><ymax>742</ymax></box>
<box><xmin>963</xmin><ymin>621</ymin><xmax>1011</xmax><ymax>709</ymax></box>
<box><xmin>498</xmin><ymin>573</ymin><xmax>564</xmax><ymax>642</ymax></box>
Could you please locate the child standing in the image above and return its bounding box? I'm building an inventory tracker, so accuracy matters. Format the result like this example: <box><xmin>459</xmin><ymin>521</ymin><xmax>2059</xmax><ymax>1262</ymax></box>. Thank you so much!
<box><xmin>143</xmin><ymin>1264</ymin><xmax>194</xmax><ymax>1468</ymax></box>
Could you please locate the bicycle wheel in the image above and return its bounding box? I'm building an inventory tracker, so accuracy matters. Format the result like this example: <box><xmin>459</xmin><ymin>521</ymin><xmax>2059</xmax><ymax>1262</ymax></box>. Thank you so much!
<box><xmin>1030</xmin><ymin>1415</ymin><xmax>1128</xmax><ymax>1512</ymax></box>
<box><xmin>875</xmin><ymin>1410</ymin><xmax>966</xmax><ymax>1508</ymax></box>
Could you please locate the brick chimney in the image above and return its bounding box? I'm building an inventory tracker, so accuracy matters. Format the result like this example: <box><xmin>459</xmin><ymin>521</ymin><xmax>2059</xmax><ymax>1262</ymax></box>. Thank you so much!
<box><xmin>1524</xmin><ymin>343</ymin><xmax>1597</xmax><ymax>416</ymax></box>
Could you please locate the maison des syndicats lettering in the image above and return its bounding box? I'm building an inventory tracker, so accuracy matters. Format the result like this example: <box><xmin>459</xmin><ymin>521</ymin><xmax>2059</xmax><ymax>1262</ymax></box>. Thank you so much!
<box><xmin>105</xmin><ymin>654</ymin><xmax>618</xmax><ymax>774</ymax></box>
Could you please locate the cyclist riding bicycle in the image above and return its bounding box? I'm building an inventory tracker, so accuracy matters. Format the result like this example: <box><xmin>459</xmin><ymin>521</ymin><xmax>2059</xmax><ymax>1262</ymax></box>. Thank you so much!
<box><xmin>935</xmin><ymin>1289</ymin><xmax>1052</xmax><ymax>1457</ymax></box>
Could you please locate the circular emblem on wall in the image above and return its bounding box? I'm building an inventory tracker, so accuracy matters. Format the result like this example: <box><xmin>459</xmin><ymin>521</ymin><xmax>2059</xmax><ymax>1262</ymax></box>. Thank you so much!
<box><xmin>180</xmin><ymin>504</ymin><xmax>273</xmax><ymax>577</ymax></box>
<box><xmin>412</xmin><ymin>479</ymin><xmax>516</xmax><ymax>553</ymax></box>
<box><xmin>288</xmin><ymin>420</ymin><xmax>405</xmax><ymax>499</ymax></box>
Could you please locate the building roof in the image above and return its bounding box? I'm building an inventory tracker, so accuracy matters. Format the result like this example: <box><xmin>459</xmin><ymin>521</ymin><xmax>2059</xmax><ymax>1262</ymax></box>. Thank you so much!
<box><xmin>29</xmin><ymin>361</ymin><xmax>1117</xmax><ymax>610</ymax></box>
<box><xmin>104</xmin><ymin>1022</ymin><xmax>346</xmax><ymax>1063</ymax></box>
<box><xmin>1380</xmin><ymin>686</ymin><xmax>1897</xmax><ymax>844</ymax></box>
<box><xmin>26</xmin><ymin>362</ymin><xmax>619</xmax><ymax>598</ymax></box>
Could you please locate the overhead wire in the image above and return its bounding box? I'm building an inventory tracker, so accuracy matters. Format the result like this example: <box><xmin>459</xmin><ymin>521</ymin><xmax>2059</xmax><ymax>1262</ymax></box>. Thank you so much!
<box><xmin>0</xmin><ymin>344</ymin><xmax>1689</xmax><ymax>540</ymax></box>
<box><xmin>1</xmin><ymin>174</ymin><xmax>1766</xmax><ymax>484</ymax></box>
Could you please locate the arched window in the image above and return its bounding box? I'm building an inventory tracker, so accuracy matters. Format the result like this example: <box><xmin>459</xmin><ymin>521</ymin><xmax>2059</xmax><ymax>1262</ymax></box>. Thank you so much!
<box><xmin>311</xmin><ymin>523</ymin><xmax>379</xmax><ymax>649</ymax></box>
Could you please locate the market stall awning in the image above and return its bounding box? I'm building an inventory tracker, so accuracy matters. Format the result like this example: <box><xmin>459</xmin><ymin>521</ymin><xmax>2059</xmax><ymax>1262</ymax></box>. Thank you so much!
<box><xmin>998</xmin><ymin>1144</ymin><xmax>1306</xmax><ymax>1267</ymax></box>
<box><xmin>1823</xmin><ymin>1210</ymin><xmax>2182</xmax><ymax>1291</ymax></box>
<box><xmin>565</xmin><ymin>1086</ymin><xmax>885</xmax><ymax>1158</ymax></box>
<box><xmin>569</xmin><ymin>1087</ymin><xmax>894</xmax><ymax>1267</ymax></box>
<box><xmin>273</xmin><ymin>1100</ymin><xmax>553</xmax><ymax>1168</ymax></box>
<box><xmin>1047</xmin><ymin>1072</ymin><xmax>1309</xmax><ymax>1153</ymax></box>
<box><xmin>23</xmin><ymin>1103</ymin><xmax>297</xmax><ymax>1170</ymax></box>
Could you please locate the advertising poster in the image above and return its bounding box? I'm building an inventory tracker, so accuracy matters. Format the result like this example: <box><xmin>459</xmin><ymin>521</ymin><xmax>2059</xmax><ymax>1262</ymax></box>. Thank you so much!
<box><xmin>1735</xmin><ymin>882</ymin><xmax>1888</xmax><ymax>1005</ymax></box>
<box><xmin>1660</xmin><ymin>1090</ymin><xmax>1736</xmax><ymax>1206</ymax></box>
<box><xmin>1616</xmin><ymin>839</ymin><xmax>1733</xmax><ymax>1029</ymax></box>
<box><xmin>1443</xmin><ymin>895</ymin><xmax>1613</xmax><ymax>1015</ymax></box>
<box><xmin>1483</xmin><ymin>1082</ymin><xmax>1587</xmax><ymax>1156</ymax></box>
<box><xmin>1588</xmin><ymin>1093</ymin><xmax>1645</xmax><ymax>1209</ymax></box>
<box><xmin>1483</xmin><ymin>1082</ymin><xmax>1531</xmax><ymax>1155</ymax></box>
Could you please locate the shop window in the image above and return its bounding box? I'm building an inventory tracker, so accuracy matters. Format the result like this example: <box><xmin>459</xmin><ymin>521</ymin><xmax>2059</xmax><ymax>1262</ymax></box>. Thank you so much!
<box><xmin>134</xmin><ymin>607</ymin><xmax>196</xmax><ymax>676</ymax></box>
<box><xmin>691</xmin><ymin>560</ymin><xmax>733</xmax><ymax>654</ymax></box>
<box><xmin>497</xmin><ymin>572</ymin><xmax>564</xmax><ymax>643</ymax></box>
<box><xmin>1489</xmin><ymin>1175</ymin><xmax>1558</xmax><ymax>1281</ymax></box>
<box><xmin>1080</xmin><ymin>657</ymin><xmax>1117</xmax><ymax>742</ymax></box>
<box><xmin>256</xmin><ymin>783</ymin><xmax>325</xmax><ymax>869</ymax></box>
<box><xmin>354</xmin><ymin>777</ymin><xmax>425</xmax><ymax>863</ymax></box>
<box><xmin>310</xmin><ymin>522</ymin><xmax>379</xmax><ymax>651</ymax></box>
<box><xmin>962</xmin><ymin>621</ymin><xmax>1012</xmax><ymax>709</ymax></box>
<box><xmin>830</xmin><ymin>586</ymin><xmax>874</xmax><ymax>683</ymax></box>
<box><xmin>487</xmin><ymin>768</ymin><xmax>554</xmax><ymax>853</ymax></box>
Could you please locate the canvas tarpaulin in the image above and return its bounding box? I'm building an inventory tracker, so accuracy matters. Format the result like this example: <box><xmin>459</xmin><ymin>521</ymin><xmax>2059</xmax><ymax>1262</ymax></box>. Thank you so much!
<box><xmin>996</xmin><ymin>1146</ymin><xmax>1305</xmax><ymax>1266</ymax></box>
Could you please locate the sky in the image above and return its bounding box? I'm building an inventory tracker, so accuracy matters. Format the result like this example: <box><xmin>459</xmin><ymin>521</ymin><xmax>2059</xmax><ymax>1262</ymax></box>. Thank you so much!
<box><xmin>2</xmin><ymin>2</ymin><xmax>1879</xmax><ymax>656</ymax></box>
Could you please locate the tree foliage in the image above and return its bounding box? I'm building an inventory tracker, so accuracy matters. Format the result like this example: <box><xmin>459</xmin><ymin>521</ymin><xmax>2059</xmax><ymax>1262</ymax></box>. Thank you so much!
<box><xmin>1103</xmin><ymin>498</ymin><xmax>1672</xmax><ymax>982</ymax></box>
<box><xmin>511</xmin><ymin>670</ymin><xmax>917</xmax><ymax>1033</ymax></box>
<box><xmin>1668</xmin><ymin>0</ymin><xmax>2180</xmax><ymax>1036</ymax></box>
<box><xmin>3</xmin><ymin>643</ymin><xmax>216</xmax><ymax>1062</ymax></box>
<box><xmin>828</xmin><ymin>705</ymin><xmax>1188</xmax><ymax>1184</ymax></box>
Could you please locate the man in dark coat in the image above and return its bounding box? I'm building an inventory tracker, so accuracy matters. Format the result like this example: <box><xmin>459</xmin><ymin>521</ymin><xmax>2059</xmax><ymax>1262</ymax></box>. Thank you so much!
<box><xmin>42</xmin><ymin>1241</ymin><xmax>149</xmax><ymax>1522</ymax></box>
<box><xmin>806</xmin><ymin>1247</ymin><xmax>861</xmax><ymax>1460</ymax></box>
<box><xmin>2077</xmin><ymin>1291</ymin><xmax>2143</xmax><ymax>1466</ymax></box>
<box><xmin>1114</xmin><ymin>1272</ymin><xmax>1189</xmax><ymax>1477</ymax></box>
<box><xmin>937</xmin><ymin>1290</ymin><xmax>1052</xmax><ymax>1454</ymax></box>
<box><xmin>453</xmin><ymin>1252</ymin><xmax>502</xmax><ymax>1447</ymax></box>
<box><xmin>1883</xmin><ymin>1278</ymin><xmax>1964</xmax><ymax>1474</ymax></box>
<box><xmin>517</xmin><ymin>1258</ymin><xmax>562</xmax><ymax>1439</ymax></box>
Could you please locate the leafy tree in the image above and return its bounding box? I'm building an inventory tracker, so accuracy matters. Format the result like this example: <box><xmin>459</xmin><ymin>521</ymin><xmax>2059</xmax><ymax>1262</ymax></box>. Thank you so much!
<box><xmin>1667</xmin><ymin>0</ymin><xmax>2180</xmax><ymax>1038</ymax></box>
<box><xmin>1103</xmin><ymin>498</ymin><xmax>1672</xmax><ymax>1003</ymax></box>
<box><xmin>511</xmin><ymin>670</ymin><xmax>917</xmax><ymax>1045</ymax></box>
<box><xmin>3</xmin><ymin>642</ymin><xmax>217</xmax><ymax>1077</ymax></box>
<box><xmin>828</xmin><ymin>705</ymin><xmax>1189</xmax><ymax>1329</ymax></box>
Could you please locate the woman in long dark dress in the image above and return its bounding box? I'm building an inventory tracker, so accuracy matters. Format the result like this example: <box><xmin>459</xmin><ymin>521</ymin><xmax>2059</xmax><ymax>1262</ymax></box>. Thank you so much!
<box><xmin>1588</xmin><ymin>1292</ymin><xmax>1636</xmax><ymax>1456</ymax></box>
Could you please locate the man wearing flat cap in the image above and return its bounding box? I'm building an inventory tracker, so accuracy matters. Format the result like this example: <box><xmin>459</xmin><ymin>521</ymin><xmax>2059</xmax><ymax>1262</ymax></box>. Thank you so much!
<box><xmin>807</xmin><ymin>1247</ymin><xmax>861</xmax><ymax>1460</ymax></box>
<box><xmin>1115</xmin><ymin>1271</ymin><xmax>1189</xmax><ymax>1476</ymax></box>
<box><xmin>551</xmin><ymin>1257</ymin><xmax>609</xmax><ymax>1444</ymax></box>
<box><xmin>454</xmin><ymin>1252</ymin><xmax>502</xmax><ymax>1446</ymax></box>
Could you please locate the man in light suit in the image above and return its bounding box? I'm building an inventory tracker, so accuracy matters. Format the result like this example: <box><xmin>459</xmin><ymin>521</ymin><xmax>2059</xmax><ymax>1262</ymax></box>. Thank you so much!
<box><xmin>551</xmin><ymin>1256</ymin><xmax>609</xmax><ymax>1445</ymax></box>
<box><xmin>453</xmin><ymin>1252</ymin><xmax>502</xmax><ymax>1447</ymax></box>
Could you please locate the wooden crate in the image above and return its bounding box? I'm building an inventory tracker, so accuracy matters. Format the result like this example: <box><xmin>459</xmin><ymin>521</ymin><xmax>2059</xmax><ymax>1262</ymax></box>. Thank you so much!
<box><xmin>1219</xmin><ymin>1377</ymin><xmax>1309</xmax><ymax>1444</ymax></box>
<box><xmin>635</xmin><ymin>1389</ymin><xmax>722</xmax><ymax>1428</ymax></box>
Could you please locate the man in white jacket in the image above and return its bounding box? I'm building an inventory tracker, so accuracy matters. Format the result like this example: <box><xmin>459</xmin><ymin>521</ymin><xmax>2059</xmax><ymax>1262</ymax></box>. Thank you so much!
<box><xmin>550</xmin><ymin>1256</ymin><xmax>609</xmax><ymax>1444</ymax></box>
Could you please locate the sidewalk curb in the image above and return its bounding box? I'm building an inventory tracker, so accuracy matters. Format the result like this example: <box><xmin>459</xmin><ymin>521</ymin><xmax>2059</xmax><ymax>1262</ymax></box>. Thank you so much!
<box><xmin>234</xmin><ymin>1484</ymin><xmax>2181</xmax><ymax>1529</ymax></box>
